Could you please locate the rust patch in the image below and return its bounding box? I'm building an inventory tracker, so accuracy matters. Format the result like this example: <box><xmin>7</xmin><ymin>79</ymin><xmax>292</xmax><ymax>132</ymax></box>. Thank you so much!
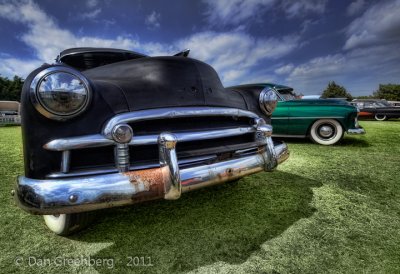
<box><xmin>123</xmin><ymin>167</ymin><xmax>166</xmax><ymax>203</ymax></box>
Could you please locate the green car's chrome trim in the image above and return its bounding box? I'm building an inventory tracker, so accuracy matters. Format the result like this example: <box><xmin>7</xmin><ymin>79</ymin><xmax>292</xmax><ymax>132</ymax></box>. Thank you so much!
<box><xmin>348</xmin><ymin>128</ymin><xmax>366</xmax><ymax>135</ymax></box>
<box><xmin>272</xmin><ymin>116</ymin><xmax>344</xmax><ymax>120</ymax></box>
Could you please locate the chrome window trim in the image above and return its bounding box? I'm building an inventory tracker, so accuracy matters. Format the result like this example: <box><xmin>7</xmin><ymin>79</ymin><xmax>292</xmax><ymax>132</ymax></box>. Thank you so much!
<box><xmin>271</xmin><ymin>116</ymin><xmax>344</xmax><ymax>120</ymax></box>
<box><xmin>102</xmin><ymin>107</ymin><xmax>259</xmax><ymax>139</ymax></box>
<box><xmin>29</xmin><ymin>66</ymin><xmax>92</xmax><ymax>121</ymax></box>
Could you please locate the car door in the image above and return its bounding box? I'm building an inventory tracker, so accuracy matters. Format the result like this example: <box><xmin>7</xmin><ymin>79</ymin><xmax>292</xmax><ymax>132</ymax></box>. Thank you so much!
<box><xmin>286</xmin><ymin>100</ymin><xmax>314</xmax><ymax>136</ymax></box>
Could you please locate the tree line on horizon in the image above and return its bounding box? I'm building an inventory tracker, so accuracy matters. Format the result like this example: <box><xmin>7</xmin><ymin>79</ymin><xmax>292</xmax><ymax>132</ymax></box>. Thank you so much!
<box><xmin>0</xmin><ymin>75</ymin><xmax>24</xmax><ymax>102</ymax></box>
<box><xmin>0</xmin><ymin>74</ymin><xmax>399</xmax><ymax>102</ymax></box>
<box><xmin>320</xmin><ymin>81</ymin><xmax>400</xmax><ymax>101</ymax></box>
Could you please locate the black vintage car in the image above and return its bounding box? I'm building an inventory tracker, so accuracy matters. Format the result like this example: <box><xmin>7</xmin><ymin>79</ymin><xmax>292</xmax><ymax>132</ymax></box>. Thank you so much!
<box><xmin>352</xmin><ymin>99</ymin><xmax>400</xmax><ymax>121</ymax></box>
<box><xmin>14</xmin><ymin>48</ymin><xmax>289</xmax><ymax>235</ymax></box>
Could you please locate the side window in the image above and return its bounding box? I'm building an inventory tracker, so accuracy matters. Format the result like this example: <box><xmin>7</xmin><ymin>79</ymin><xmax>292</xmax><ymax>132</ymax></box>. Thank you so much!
<box><xmin>356</xmin><ymin>102</ymin><xmax>364</xmax><ymax>108</ymax></box>
<box><xmin>364</xmin><ymin>102</ymin><xmax>374</xmax><ymax>108</ymax></box>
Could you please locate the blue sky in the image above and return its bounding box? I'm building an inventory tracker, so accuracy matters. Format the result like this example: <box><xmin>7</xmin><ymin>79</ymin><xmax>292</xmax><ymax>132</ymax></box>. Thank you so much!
<box><xmin>0</xmin><ymin>0</ymin><xmax>399</xmax><ymax>95</ymax></box>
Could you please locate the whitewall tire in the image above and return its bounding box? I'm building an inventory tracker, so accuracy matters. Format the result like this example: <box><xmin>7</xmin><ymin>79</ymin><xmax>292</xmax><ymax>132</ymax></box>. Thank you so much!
<box><xmin>43</xmin><ymin>212</ymin><xmax>92</xmax><ymax>235</ymax></box>
<box><xmin>309</xmin><ymin>119</ymin><xmax>343</xmax><ymax>145</ymax></box>
<box><xmin>374</xmin><ymin>114</ymin><xmax>387</xmax><ymax>121</ymax></box>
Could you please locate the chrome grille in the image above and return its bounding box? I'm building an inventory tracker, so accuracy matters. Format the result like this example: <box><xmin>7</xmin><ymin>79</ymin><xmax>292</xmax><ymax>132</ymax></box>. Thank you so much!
<box><xmin>44</xmin><ymin>107</ymin><xmax>268</xmax><ymax>178</ymax></box>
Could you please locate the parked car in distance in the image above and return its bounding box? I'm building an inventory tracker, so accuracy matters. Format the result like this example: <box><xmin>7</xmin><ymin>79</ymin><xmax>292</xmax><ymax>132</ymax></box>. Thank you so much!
<box><xmin>13</xmin><ymin>48</ymin><xmax>290</xmax><ymax>235</ymax></box>
<box><xmin>351</xmin><ymin>99</ymin><xmax>400</xmax><ymax>121</ymax></box>
<box><xmin>0</xmin><ymin>101</ymin><xmax>21</xmax><ymax>125</ymax></box>
<box><xmin>227</xmin><ymin>83</ymin><xmax>365</xmax><ymax>145</ymax></box>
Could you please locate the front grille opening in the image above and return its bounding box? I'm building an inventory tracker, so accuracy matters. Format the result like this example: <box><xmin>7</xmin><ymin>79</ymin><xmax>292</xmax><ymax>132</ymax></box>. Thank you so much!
<box><xmin>129</xmin><ymin>116</ymin><xmax>253</xmax><ymax>135</ymax></box>
<box><xmin>69</xmin><ymin>133</ymin><xmax>257</xmax><ymax>171</ymax></box>
<box><xmin>67</xmin><ymin>114</ymin><xmax>257</xmax><ymax>172</ymax></box>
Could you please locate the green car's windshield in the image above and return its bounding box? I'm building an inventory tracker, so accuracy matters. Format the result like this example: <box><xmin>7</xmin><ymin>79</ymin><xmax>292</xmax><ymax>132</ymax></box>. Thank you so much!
<box><xmin>277</xmin><ymin>89</ymin><xmax>296</xmax><ymax>101</ymax></box>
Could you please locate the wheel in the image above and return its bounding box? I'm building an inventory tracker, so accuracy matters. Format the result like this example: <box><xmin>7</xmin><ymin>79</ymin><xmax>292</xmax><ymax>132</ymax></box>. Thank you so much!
<box><xmin>43</xmin><ymin>212</ymin><xmax>93</xmax><ymax>235</ymax></box>
<box><xmin>309</xmin><ymin>119</ymin><xmax>343</xmax><ymax>145</ymax></box>
<box><xmin>374</xmin><ymin>114</ymin><xmax>387</xmax><ymax>121</ymax></box>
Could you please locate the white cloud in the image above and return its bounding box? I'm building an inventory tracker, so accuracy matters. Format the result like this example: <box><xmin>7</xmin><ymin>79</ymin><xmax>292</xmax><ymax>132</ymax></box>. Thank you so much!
<box><xmin>78</xmin><ymin>8</ymin><xmax>101</xmax><ymax>20</ymax></box>
<box><xmin>176</xmin><ymin>32</ymin><xmax>299</xmax><ymax>84</ymax></box>
<box><xmin>0</xmin><ymin>58</ymin><xmax>42</xmax><ymax>78</ymax></box>
<box><xmin>289</xmin><ymin>54</ymin><xmax>346</xmax><ymax>79</ymax></box>
<box><xmin>281</xmin><ymin>0</ymin><xmax>328</xmax><ymax>18</ymax></box>
<box><xmin>145</xmin><ymin>11</ymin><xmax>161</xmax><ymax>29</ymax></box>
<box><xmin>346</xmin><ymin>0</ymin><xmax>365</xmax><ymax>16</ymax></box>
<box><xmin>203</xmin><ymin>0</ymin><xmax>328</xmax><ymax>25</ymax></box>
<box><xmin>86</xmin><ymin>0</ymin><xmax>98</xmax><ymax>9</ymax></box>
<box><xmin>275</xmin><ymin>64</ymin><xmax>294</xmax><ymax>75</ymax></box>
<box><xmin>203</xmin><ymin>0</ymin><xmax>275</xmax><ymax>26</ymax></box>
<box><xmin>344</xmin><ymin>0</ymin><xmax>400</xmax><ymax>50</ymax></box>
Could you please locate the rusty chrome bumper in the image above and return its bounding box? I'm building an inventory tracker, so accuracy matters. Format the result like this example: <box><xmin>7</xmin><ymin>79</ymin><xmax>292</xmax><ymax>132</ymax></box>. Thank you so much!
<box><xmin>14</xmin><ymin>135</ymin><xmax>289</xmax><ymax>215</ymax></box>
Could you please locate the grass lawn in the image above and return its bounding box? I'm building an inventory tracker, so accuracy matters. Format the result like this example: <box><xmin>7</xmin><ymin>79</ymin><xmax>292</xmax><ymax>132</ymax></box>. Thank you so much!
<box><xmin>1</xmin><ymin>121</ymin><xmax>400</xmax><ymax>273</ymax></box>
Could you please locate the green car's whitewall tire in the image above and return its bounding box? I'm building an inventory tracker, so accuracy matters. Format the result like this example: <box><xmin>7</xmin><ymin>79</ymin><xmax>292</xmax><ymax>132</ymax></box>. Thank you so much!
<box><xmin>309</xmin><ymin>119</ymin><xmax>343</xmax><ymax>145</ymax></box>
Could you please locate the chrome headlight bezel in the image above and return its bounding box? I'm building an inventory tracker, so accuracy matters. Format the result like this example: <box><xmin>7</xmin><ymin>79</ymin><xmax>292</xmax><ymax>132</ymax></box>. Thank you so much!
<box><xmin>30</xmin><ymin>66</ymin><xmax>92</xmax><ymax>121</ymax></box>
<box><xmin>258</xmin><ymin>87</ymin><xmax>278</xmax><ymax>116</ymax></box>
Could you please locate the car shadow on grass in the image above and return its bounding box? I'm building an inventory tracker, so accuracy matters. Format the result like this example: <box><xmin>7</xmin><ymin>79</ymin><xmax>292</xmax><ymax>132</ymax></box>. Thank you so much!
<box><xmin>72</xmin><ymin>171</ymin><xmax>321</xmax><ymax>273</ymax></box>
<box><xmin>337</xmin><ymin>137</ymin><xmax>370</xmax><ymax>147</ymax></box>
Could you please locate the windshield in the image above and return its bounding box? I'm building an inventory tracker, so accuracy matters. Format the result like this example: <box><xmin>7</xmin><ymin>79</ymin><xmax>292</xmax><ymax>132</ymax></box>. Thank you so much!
<box><xmin>374</xmin><ymin>101</ymin><xmax>392</xmax><ymax>107</ymax></box>
<box><xmin>277</xmin><ymin>89</ymin><xmax>296</xmax><ymax>101</ymax></box>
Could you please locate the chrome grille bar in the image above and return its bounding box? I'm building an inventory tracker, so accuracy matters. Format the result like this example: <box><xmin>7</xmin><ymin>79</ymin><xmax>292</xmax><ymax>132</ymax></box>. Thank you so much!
<box><xmin>102</xmin><ymin>107</ymin><xmax>259</xmax><ymax>139</ymax></box>
<box><xmin>42</xmin><ymin>107</ymin><xmax>261</xmax><ymax>176</ymax></box>
<box><xmin>44</xmin><ymin>134</ymin><xmax>113</xmax><ymax>151</ymax></box>
<box><xmin>44</xmin><ymin>127</ymin><xmax>256</xmax><ymax>151</ymax></box>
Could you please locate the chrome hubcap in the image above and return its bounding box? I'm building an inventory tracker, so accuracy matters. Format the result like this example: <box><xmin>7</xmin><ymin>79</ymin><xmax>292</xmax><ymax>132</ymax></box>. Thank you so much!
<box><xmin>319</xmin><ymin>126</ymin><xmax>333</xmax><ymax>138</ymax></box>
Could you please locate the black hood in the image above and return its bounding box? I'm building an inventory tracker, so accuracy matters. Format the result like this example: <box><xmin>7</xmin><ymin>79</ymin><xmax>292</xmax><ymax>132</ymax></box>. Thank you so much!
<box><xmin>82</xmin><ymin>56</ymin><xmax>247</xmax><ymax>111</ymax></box>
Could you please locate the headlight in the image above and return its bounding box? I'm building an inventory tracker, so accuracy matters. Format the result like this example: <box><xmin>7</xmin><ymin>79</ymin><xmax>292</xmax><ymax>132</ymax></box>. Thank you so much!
<box><xmin>258</xmin><ymin>87</ymin><xmax>278</xmax><ymax>116</ymax></box>
<box><xmin>30</xmin><ymin>66</ymin><xmax>91</xmax><ymax>121</ymax></box>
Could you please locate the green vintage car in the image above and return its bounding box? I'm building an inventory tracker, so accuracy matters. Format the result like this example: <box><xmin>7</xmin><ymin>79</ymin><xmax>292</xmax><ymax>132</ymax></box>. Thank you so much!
<box><xmin>227</xmin><ymin>83</ymin><xmax>365</xmax><ymax>145</ymax></box>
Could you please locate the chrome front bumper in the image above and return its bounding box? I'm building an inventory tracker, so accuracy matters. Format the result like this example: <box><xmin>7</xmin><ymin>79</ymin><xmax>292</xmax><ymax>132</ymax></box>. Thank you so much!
<box><xmin>15</xmin><ymin>107</ymin><xmax>290</xmax><ymax>215</ymax></box>
<box><xmin>15</xmin><ymin>139</ymin><xmax>289</xmax><ymax>215</ymax></box>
